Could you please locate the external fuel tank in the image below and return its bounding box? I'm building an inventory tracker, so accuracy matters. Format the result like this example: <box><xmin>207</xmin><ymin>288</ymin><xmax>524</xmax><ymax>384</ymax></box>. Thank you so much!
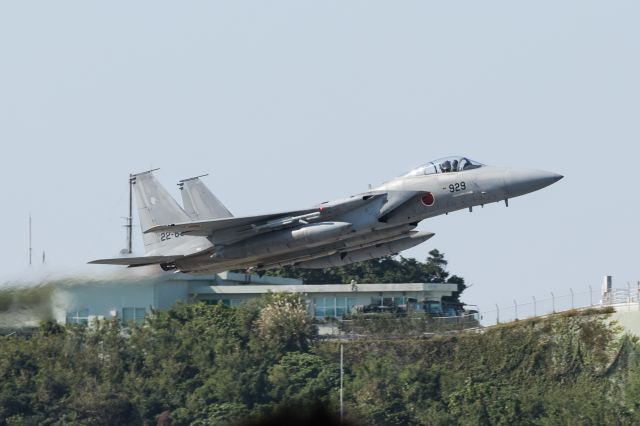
<box><xmin>213</xmin><ymin>221</ymin><xmax>353</xmax><ymax>260</ymax></box>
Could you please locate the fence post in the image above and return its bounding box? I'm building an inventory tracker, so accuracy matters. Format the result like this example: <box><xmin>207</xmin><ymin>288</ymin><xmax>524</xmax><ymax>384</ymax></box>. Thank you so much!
<box><xmin>496</xmin><ymin>304</ymin><xmax>500</xmax><ymax>324</ymax></box>
<box><xmin>551</xmin><ymin>292</ymin><xmax>555</xmax><ymax>313</ymax></box>
<box><xmin>514</xmin><ymin>299</ymin><xmax>518</xmax><ymax>320</ymax></box>
<box><xmin>570</xmin><ymin>288</ymin><xmax>574</xmax><ymax>310</ymax></box>
<box><xmin>533</xmin><ymin>296</ymin><xmax>537</xmax><ymax>317</ymax></box>
<box><xmin>589</xmin><ymin>285</ymin><xmax>593</xmax><ymax>306</ymax></box>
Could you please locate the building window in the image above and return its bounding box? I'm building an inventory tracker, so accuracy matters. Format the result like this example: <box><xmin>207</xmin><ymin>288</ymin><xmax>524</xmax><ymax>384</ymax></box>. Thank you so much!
<box><xmin>314</xmin><ymin>297</ymin><xmax>336</xmax><ymax>318</ymax></box>
<box><xmin>122</xmin><ymin>307</ymin><xmax>146</xmax><ymax>325</ymax></box>
<box><xmin>370</xmin><ymin>296</ymin><xmax>405</xmax><ymax>307</ymax></box>
<box><xmin>314</xmin><ymin>297</ymin><xmax>324</xmax><ymax>318</ymax></box>
<box><xmin>204</xmin><ymin>299</ymin><xmax>242</xmax><ymax>306</ymax></box>
<box><xmin>382</xmin><ymin>297</ymin><xmax>394</xmax><ymax>307</ymax></box>
<box><xmin>336</xmin><ymin>298</ymin><xmax>346</xmax><ymax>317</ymax></box>
<box><xmin>313</xmin><ymin>297</ymin><xmax>359</xmax><ymax>318</ymax></box>
<box><xmin>66</xmin><ymin>309</ymin><xmax>89</xmax><ymax>325</ymax></box>
<box><xmin>425</xmin><ymin>301</ymin><xmax>444</xmax><ymax>315</ymax></box>
<box><xmin>346</xmin><ymin>298</ymin><xmax>357</xmax><ymax>313</ymax></box>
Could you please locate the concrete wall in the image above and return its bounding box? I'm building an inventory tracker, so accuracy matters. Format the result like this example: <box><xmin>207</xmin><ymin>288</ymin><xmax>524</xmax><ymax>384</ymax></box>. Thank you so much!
<box><xmin>51</xmin><ymin>279</ymin><xmax>190</xmax><ymax>323</ymax></box>
<box><xmin>154</xmin><ymin>281</ymin><xmax>191</xmax><ymax>310</ymax></box>
<box><xmin>610</xmin><ymin>304</ymin><xmax>640</xmax><ymax>337</ymax></box>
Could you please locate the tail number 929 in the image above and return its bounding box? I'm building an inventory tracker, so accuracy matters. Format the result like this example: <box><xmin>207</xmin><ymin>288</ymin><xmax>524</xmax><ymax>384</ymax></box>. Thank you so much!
<box><xmin>449</xmin><ymin>182</ymin><xmax>466</xmax><ymax>193</ymax></box>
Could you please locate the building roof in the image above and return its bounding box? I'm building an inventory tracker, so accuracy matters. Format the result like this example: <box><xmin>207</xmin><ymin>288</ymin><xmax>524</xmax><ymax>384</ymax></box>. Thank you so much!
<box><xmin>169</xmin><ymin>271</ymin><xmax>303</xmax><ymax>286</ymax></box>
<box><xmin>191</xmin><ymin>282</ymin><xmax>459</xmax><ymax>295</ymax></box>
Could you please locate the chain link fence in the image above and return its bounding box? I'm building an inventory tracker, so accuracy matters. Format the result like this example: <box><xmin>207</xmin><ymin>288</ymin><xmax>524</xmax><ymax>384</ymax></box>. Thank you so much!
<box><xmin>478</xmin><ymin>284</ymin><xmax>640</xmax><ymax>326</ymax></box>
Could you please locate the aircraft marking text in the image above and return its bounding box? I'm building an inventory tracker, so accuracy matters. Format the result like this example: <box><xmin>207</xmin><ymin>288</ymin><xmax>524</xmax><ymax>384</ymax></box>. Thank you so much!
<box><xmin>160</xmin><ymin>232</ymin><xmax>185</xmax><ymax>241</ymax></box>
<box><xmin>449</xmin><ymin>182</ymin><xmax>467</xmax><ymax>192</ymax></box>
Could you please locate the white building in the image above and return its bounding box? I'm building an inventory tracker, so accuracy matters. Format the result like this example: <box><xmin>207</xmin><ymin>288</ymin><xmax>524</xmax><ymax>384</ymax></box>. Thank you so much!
<box><xmin>599</xmin><ymin>275</ymin><xmax>640</xmax><ymax>337</ymax></box>
<box><xmin>52</xmin><ymin>271</ymin><xmax>460</xmax><ymax>325</ymax></box>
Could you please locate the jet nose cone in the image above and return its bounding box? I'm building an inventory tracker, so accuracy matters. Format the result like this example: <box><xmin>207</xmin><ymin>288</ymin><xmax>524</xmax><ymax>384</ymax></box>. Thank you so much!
<box><xmin>541</xmin><ymin>172</ymin><xmax>563</xmax><ymax>186</ymax></box>
<box><xmin>505</xmin><ymin>169</ymin><xmax>563</xmax><ymax>197</ymax></box>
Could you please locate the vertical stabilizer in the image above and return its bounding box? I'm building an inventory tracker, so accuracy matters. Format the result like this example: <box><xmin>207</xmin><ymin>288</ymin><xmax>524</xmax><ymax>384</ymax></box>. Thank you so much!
<box><xmin>178</xmin><ymin>175</ymin><xmax>233</xmax><ymax>220</ymax></box>
<box><xmin>131</xmin><ymin>170</ymin><xmax>192</xmax><ymax>253</ymax></box>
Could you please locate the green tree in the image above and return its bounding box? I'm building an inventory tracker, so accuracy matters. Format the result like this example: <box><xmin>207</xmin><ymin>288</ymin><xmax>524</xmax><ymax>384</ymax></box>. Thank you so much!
<box><xmin>423</xmin><ymin>249</ymin><xmax>449</xmax><ymax>282</ymax></box>
<box><xmin>267</xmin><ymin>352</ymin><xmax>339</xmax><ymax>405</ymax></box>
<box><xmin>255</xmin><ymin>293</ymin><xmax>317</xmax><ymax>352</ymax></box>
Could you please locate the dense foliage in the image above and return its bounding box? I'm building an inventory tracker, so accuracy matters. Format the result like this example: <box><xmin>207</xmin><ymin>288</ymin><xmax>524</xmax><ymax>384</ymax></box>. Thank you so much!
<box><xmin>0</xmin><ymin>294</ymin><xmax>329</xmax><ymax>426</ymax></box>
<box><xmin>2</xmin><ymin>298</ymin><xmax>640</xmax><ymax>425</ymax></box>
<box><xmin>334</xmin><ymin>308</ymin><xmax>640</xmax><ymax>425</ymax></box>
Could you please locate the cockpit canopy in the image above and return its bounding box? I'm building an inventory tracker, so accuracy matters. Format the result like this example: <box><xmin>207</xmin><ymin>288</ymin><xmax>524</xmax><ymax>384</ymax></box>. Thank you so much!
<box><xmin>403</xmin><ymin>156</ymin><xmax>484</xmax><ymax>177</ymax></box>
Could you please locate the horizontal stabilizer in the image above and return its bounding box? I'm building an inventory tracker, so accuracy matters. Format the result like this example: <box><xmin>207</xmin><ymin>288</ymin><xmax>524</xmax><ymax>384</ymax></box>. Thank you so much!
<box><xmin>88</xmin><ymin>255</ymin><xmax>183</xmax><ymax>266</ymax></box>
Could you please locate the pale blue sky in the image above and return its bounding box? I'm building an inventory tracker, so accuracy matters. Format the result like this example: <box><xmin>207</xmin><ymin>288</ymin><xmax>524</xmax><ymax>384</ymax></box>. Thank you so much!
<box><xmin>1</xmin><ymin>1</ymin><xmax>638</xmax><ymax>314</ymax></box>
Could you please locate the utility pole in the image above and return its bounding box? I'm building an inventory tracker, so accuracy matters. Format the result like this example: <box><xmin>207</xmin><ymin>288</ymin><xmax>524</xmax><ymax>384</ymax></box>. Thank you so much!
<box><xmin>340</xmin><ymin>343</ymin><xmax>344</xmax><ymax>422</ymax></box>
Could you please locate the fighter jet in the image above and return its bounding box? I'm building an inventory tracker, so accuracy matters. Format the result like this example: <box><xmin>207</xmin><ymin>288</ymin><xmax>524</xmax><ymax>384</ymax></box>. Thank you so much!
<box><xmin>90</xmin><ymin>156</ymin><xmax>562</xmax><ymax>274</ymax></box>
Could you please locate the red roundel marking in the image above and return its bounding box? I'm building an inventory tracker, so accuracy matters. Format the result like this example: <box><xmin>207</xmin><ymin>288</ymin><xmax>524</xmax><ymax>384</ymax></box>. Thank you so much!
<box><xmin>421</xmin><ymin>192</ymin><xmax>435</xmax><ymax>206</ymax></box>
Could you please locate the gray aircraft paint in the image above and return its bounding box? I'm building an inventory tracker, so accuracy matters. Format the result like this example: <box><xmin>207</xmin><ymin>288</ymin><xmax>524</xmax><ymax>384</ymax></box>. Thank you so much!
<box><xmin>216</xmin><ymin>224</ymin><xmax>419</xmax><ymax>273</ymax></box>
<box><xmin>130</xmin><ymin>171</ymin><xmax>212</xmax><ymax>258</ymax></box>
<box><xmin>297</xmin><ymin>231</ymin><xmax>435</xmax><ymax>269</ymax></box>
<box><xmin>179</xmin><ymin>175</ymin><xmax>233</xmax><ymax>221</ymax></box>
<box><xmin>90</xmin><ymin>157</ymin><xmax>562</xmax><ymax>274</ymax></box>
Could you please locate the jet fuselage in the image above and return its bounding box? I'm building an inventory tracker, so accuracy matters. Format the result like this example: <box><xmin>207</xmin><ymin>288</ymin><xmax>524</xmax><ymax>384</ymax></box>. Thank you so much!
<box><xmin>90</xmin><ymin>157</ymin><xmax>562</xmax><ymax>274</ymax></box>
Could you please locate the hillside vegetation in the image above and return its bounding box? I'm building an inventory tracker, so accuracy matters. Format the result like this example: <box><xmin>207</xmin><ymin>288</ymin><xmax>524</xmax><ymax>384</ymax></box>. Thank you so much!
<box><xmin>1</xmin><ymin>296</ymin><xmax>640</xmax><ymax>425</ymax></box>
<box><xmin>2</xmin><ymin>254</ymin><xmax>639</xmax><ymax>425</ymax></box>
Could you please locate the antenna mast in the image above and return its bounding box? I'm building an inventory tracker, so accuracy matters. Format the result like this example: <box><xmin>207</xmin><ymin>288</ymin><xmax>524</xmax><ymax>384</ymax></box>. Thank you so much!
<box><xmin>127</xmin><ymin>174</ymin><xmax>133</xmax><ymax>254</ymax></box>
<box><xmin>29</xmin><ymin>214</ymin><xmax>32</xmax><ymax>266</ymax></box>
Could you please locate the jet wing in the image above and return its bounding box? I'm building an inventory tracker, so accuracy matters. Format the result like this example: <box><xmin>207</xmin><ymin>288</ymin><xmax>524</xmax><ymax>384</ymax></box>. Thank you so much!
<box><xmin>143</xmin><ymin>194</ymin><xmax>390</xmax><ymax>241</ymax></box>
<box><xmin>88</xmin><ymin>255</ymin><xmax>184</xmax><ymax>266</ymax></box>
<box><xmin>144</xmin><ymin>208</ymin><xmax>320</xmax><ymax>237</ymax></box>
